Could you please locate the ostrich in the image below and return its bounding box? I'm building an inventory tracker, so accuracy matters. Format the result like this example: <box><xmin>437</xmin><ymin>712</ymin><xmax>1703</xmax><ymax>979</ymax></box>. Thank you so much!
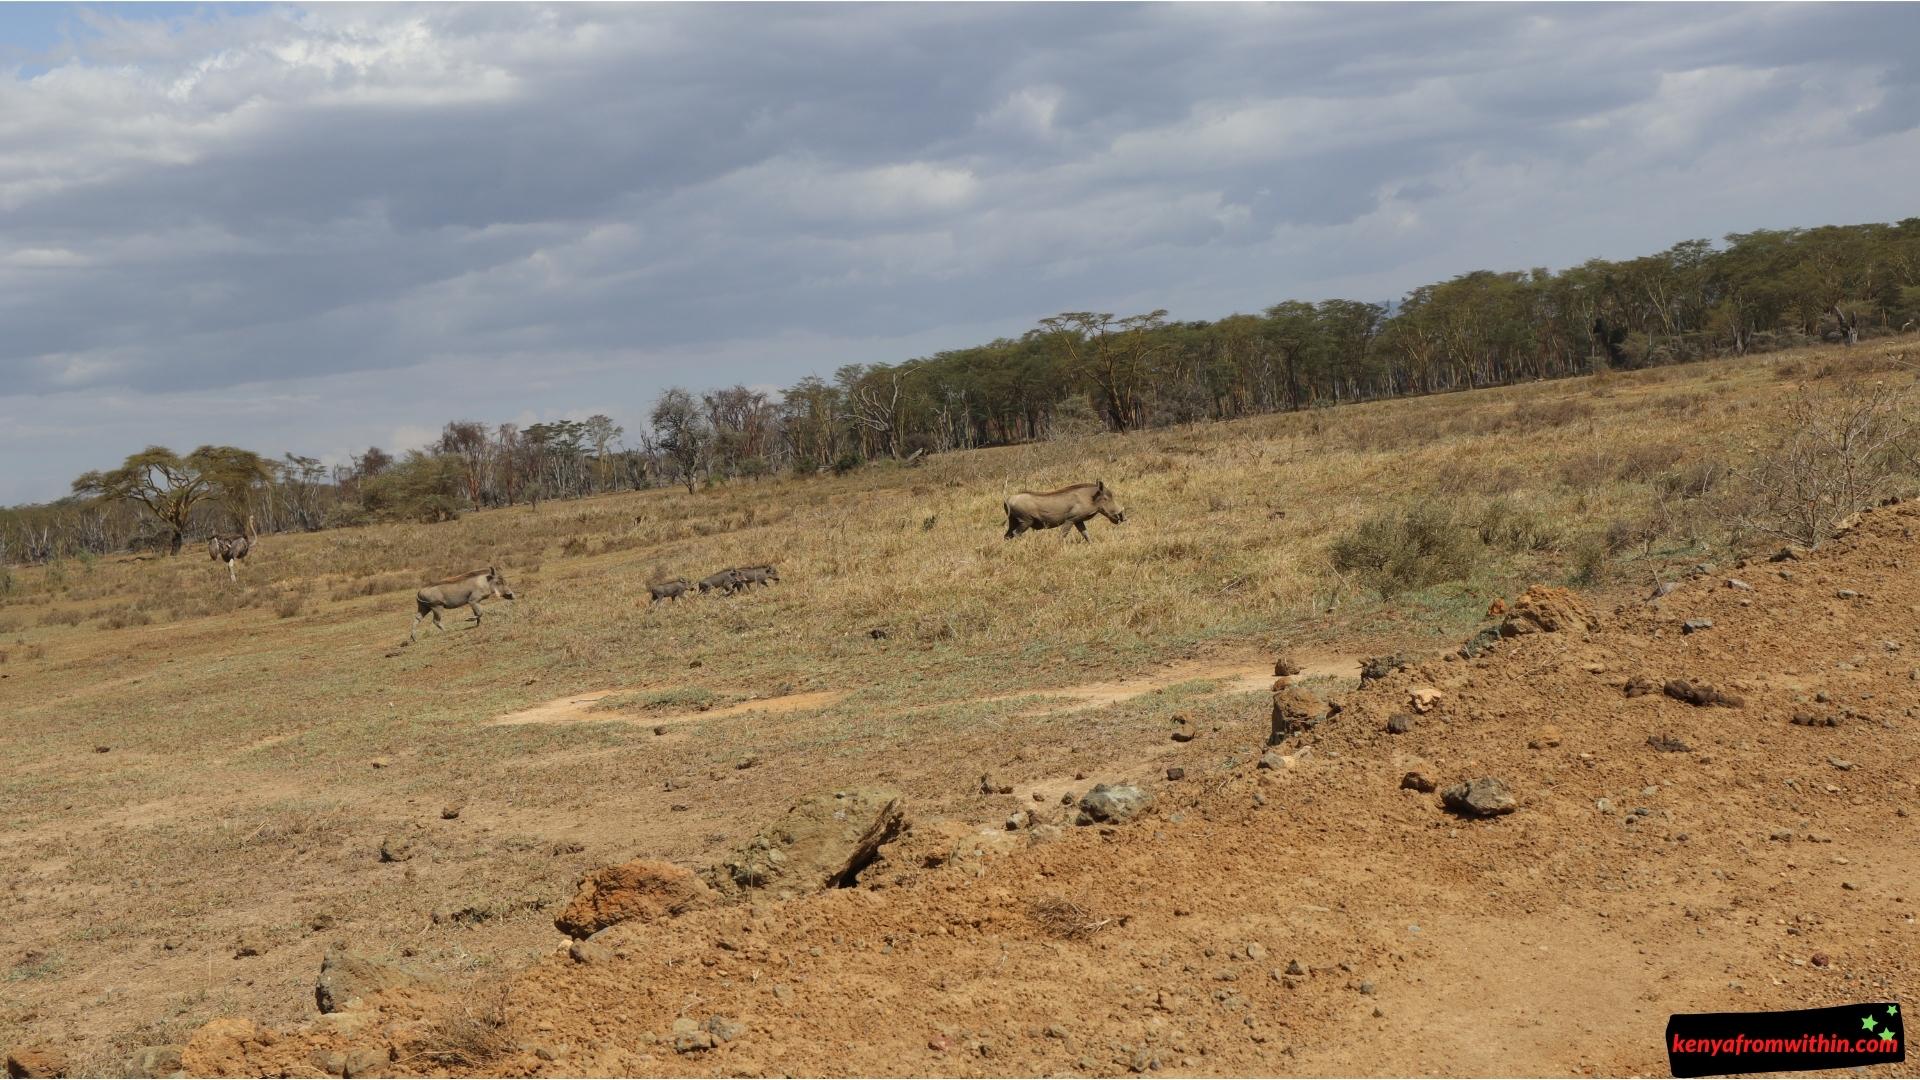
<box><xmin>209</xmin><ymin>515</ymin><xmax>257</xmax><ymax>581</ymax></box>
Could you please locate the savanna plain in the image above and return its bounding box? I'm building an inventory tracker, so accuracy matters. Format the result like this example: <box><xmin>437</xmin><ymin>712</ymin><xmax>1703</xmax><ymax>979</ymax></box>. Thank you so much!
<box><xmin>3</xmin><ymin>341</ymin><xmax>1918</xmax><ymax>1077</ymax></box>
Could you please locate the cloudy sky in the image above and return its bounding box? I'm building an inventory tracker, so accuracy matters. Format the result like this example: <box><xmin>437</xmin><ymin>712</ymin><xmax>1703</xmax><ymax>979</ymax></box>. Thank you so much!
<box><xmin>3</xmin><ymin>2</ymin><xmax>1918</xmax><ymax>504</ymax></box>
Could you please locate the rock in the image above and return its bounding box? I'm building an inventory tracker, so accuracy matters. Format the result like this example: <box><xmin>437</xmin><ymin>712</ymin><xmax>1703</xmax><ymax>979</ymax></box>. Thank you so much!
<box><xmin>128</xmin><ymin>1045</ymin><xmax>182</xmax><ymax>1079</ymax></box>
<box><xmin>1400</xmin><ymin>771</ymin><xmax>1437</xmax><ymax>793</ymax></box>
<box><xmin>1246</xmin><ymin>942</ymin><xmax>1267</xmax><ymax>961</ymax></box>
<box><xmin>1165</xmin><ymin>767</ymin><xmax>1185</xmax><ymax>781</ymax></box>
<box><xmin>978</xmin><ymin>774</ymin><xmax>1013</xmax><ymax>795</ymax></box>
<box><xmin>93</xmin><ymin>745</ymin><xmax>110</xmax><ymax>754</ymax></box>
<box><xmin>1005</xmin><ymin>810</ymin><xmax>1035</xmax><ymax>830</ymax></box>
<box><xmin>569</xmin><ymin>939</ymin><xmax>614</xmax><ymax>964</ymax></box>
<box><xmin>1076</xmin><ymin>783</ymin><xmax>1153</xmax><ymax>825</ymax></box>
<box><xmin>1258</xmin><ymin>752</ymin><xmax>1287</xmax><ymax>771</ymax></box>
<box><xmin>1595</xmin><ymin>798</ymin><xmax>1613</xmax><ymax>813</ymax></box>
<box><xmin>1646</xmin><ymin>733</ymin><xmax>1691</xmax><ymax>753</ymax></box>
<box><xmin>1828</xmin><ymin>756</ymin><xmax>1854</xmax><ymax>771</ymax></box>
<box><xmin>1623</xmin><ymin>675</ymin><xmax>1657</xmax><ymax>698</ymax></box>
<box><xmin>1273</xmin><ymin>656</ymin><xmax>1301</xmax><ymax>677</ymax></box>
<box><xmin>1650</xmin><ymin>581</ymin><xmax>1680</xmax><ymax>599</ymax></box>
<box><xmin>342</xmin><ymin>1048</ymin><xmax>387</xmax><ymax>1079</ymax></box>
<box><xmin>1770</xmin><ymin>546</ymin><xmax>1808</xmax><ymax>562</ymax></box>
<box><xmin>1502</xmin><ymin>585</ymin><xmax>1598</xmax><ymax>635</ymax></box>
<box><xmin>1440</xmin><ymin>777</ymin><xmax>1517</xmax><ymax>817</ymax></box>
<box><xmin>1486</xmin><ymin>597</ymin><xmax>1507</xmax><ymax>617</ymax></box>
<box><xmin>1726</xmin><ymin>578</ymin><xmax>1752</xmax><ymax>591</ymax></box>
<box><xmin>1810</xmin><ymin>952</ymin><xmax>1830</xmax><ymax>968</ymax></box>
<box><xmin>439</xmin><ymin>805</ymin><xmax>460</xmax><ymax>820</ymax></box>
<box><xmin>1459</xmin><ymin>626</ymin><xmax>1501</xmax><ymax>659</ymax></box>
<box><xmin>315</xmin><ymin>947</ymin><xmax>441</xmax><ymax>1013</ymax></box>
<box><xmin>555</xmin><ymin>859</ymin><xmax>715</xmax><ymax>937</ymax></box>
<box><xmin>377</xmin><ymin>836</ymin><xmax>414</xmax><ymax>863</ymax></box>
<box><xmin>674</xmin><ymin>1031</ymin><xmax>715</xmax><ymax>1053</ymax></box>
<box><xmin>1385</xmin><ymin>713</ymin><xmax>1414</xmax><ymax>734</ymax></box>
<box><xmin>1359</xmin><ymin>654</ymin><xmax>1406</xmax><ymax>685</ymax></box>
<box><xmin>309</xmin><ymin>1050</ymin><xmax>347</xmax><ymax>1077</ymax></box>
<box><xmin>715</xmin><ymin>788</ymin><xmax>907</xmax><ymax>897</ymax></box>
<box><xmin>867</xmin><ymin>628</ymin><xmax>888</xmax><ymax>639</ymax></box>
<box><xmin>1269</xmin><ymin>686</ymin><xmax>1329</xmax><ymax>744</ymax></box>
<box><xmin>4</xmin><ymin>1046</ymin><xmax>66</xmax><ymax>1079</ymax></box>
<box><xmin>1681</xmin><ymin>618</ymin><xmax>1714</xmax><ymax>634</ymax></box>
<box><xmin>1408</xmin><ymin>687</ymin><xmax>1443</xmax><ymax>714</ymax></box>
<box><xmin>1791</xmin><ymin>712</ymin><xmax>1839</xmax><ymax>727</ymax></box>
<box><xmin>1170</xmin><ymin>729</ymin><xmax>1195</xmax><ymax>743</ymax></box>
<box><xmin>1835</xmin><ymin>589</ymin><xmax>1859</xmax><ymax>600</ymax></box>
<box><xmin>704</xmin><ymin>1016</ymin><xmax>745</xmax><ymax>1043</ymax></box>
<box><xmin>1663</xmin><ymin>679</ymin><xmax>1744</xmax><ymax>708</ymax></box>
<box><xmin>1285</xmin><ymin>959</ymin><xmax>1307</xmax><ymax>976</ymax></box>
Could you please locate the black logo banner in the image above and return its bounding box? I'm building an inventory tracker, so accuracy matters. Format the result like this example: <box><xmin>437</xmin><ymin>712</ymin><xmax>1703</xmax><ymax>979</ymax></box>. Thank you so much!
<box><xmin>1667</xmin><ymin>1001</ymin><xmax>1903</xmax><ymax>1077</ymax></box>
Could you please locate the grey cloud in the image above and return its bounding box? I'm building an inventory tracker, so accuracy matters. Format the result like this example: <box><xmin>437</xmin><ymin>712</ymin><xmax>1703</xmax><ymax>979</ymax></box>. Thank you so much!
<box><xmin>3</xmin><ymin>2</ymin><xmax>1918</xmax><ymax>503</ymax></box>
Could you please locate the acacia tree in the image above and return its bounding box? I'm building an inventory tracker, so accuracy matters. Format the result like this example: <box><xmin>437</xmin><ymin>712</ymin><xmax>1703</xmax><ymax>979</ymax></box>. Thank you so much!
<box><xmin>72</xmin><ymin>445</ymin><xmax>249</xmax><ymax>555</ymax></box>
<box><xmin>650</xmin><ymin>387</ymin><xmax>712</xmax><ymax>493</ymax></box>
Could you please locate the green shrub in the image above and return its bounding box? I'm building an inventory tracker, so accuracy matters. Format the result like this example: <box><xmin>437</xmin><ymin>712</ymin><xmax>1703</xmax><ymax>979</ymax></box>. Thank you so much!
<box><xmin>1330</xmin><ymin>505</ymin><xmax>1479</xmax><ymax>599</ymax></box>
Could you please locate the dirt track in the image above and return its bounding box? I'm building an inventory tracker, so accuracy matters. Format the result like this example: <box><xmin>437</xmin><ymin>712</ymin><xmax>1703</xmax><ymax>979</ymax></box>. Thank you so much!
<box><xmin>164</xmin><ymin>502</ymin><xmax>1920</xmax><ymax>1077</ymax></box>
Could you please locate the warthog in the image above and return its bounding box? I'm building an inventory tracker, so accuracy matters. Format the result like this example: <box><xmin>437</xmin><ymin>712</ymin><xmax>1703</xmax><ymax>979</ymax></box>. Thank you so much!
<box><xmin>412</xmin><ymin>566</ymin><xmax>515</xmax><ymax>641</ymax></box>
<box><xmin>648</xmin><ymin>578</ymin><xmax>692</xmax><ymax>604</ymax></box>
<box><xmin>698</xmin><ymin>568</ymin><xmax>744</xmax><ymax>594</ymax></box>
<box><xmin>733</xmin><ymin>564</ymin><xmax>779</xmax><ymax>588</ymax></box>
<box><xmin>1003</xmin><ymin>480</ymin><xmax>1126</xmax><ymax>541</ymax></box>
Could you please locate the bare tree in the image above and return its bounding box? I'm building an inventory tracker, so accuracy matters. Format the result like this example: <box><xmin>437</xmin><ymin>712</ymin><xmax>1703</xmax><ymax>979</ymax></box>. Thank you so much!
<box><xmin>1732</xmin><ymin>379</ymin><xmax>1915</xmax><ymax>548</ymax></box>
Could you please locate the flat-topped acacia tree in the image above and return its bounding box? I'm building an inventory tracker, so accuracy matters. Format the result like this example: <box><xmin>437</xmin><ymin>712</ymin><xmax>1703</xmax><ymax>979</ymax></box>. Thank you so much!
<box><xmin>73</xmin><ymin>445</ymin><xmax>268</xmax><ymax>555</ymax></box>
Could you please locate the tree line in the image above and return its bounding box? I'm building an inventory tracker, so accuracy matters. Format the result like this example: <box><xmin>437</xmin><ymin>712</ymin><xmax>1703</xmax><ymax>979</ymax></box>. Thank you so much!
<box><xmin>7</xmin><ymin>219</ymin><xmax>1919</xmax><ymax>565</ymax></box>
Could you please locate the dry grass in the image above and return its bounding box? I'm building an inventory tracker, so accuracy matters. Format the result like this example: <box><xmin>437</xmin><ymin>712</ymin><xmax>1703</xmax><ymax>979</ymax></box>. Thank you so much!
<box><xmin>1</xmin><ymin>336</ymin><xmax>1915</xmax><ymax>1066</ymax></box>
<box><xmin>1025</xmin><ymin>896</ymin><xmax>1118</xmax><ymax>940</ymax></box>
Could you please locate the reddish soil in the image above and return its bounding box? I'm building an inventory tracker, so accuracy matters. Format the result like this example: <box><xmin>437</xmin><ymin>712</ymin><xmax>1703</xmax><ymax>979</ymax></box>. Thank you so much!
<box><xmin>179</xmin><ymin>504</ymin><xmax>1920</xmax><ymax>1076</ymax></box>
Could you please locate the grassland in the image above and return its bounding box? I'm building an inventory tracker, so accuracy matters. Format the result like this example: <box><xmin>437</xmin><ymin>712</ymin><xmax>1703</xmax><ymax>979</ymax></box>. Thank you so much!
<box><xmin>1</xmin><ymin>339</ymin><xmax>1913</xmax><ymax>1071</ymax></box>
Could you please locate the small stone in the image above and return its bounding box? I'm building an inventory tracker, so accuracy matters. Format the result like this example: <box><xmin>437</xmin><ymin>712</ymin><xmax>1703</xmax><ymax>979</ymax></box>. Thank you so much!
<box><xmin>1726</xmin><ymin>579</ymin><xmax>1752</xmax><ymax>591</ymax></box>
<box><xmin>654</xmin><ymin>725</ymin><xmax>668</xmax><ymax>735</ymax></box>
<box><xmin>1165</xmin><ymin>767</ymin><xmax>1185</xmax><ymax>781</ymax></box>
<box><xmin>1528</xmin><ymin>726</ymin><xmax>1561</xmax><ymax>750</ymax></box>
<box><xmin>440</xmin><ymin>805</ymin><xmax>460</xmax><ymax>820</ymax></box>
<box><xmin>1836</xmin><ymin>589</ymin><xmax>1859</xmax><ymax>600</ymax></box>
<box><xmin>1769</xmin><ymin>829</ymin><xmax>1794</xmax><ymax>842</ymax></box>
<box><xmin>1246</xmin><ymin>942</ymin><xmax>1267</xmax><ymax>961</ymax></box>
<box><xmin>342</xmin><ymin>1048</ymin><xmax>387</xmax><ymax>1078</ymax></box>
<box><xmin>1170</xmin><ymin>729</ymin><xmax>1195</xmax><ymax>743</ymax></box>
<box><xmin>1811</xmin><ymin>952</ymin><xmax>1830</xmax><ymax>968</ymax></box>
<box><xmin>93</xmin><ymin>745</ymin><xmax>110</xmax><ymax>753</ymax></box>
<box><xmin>1258</xmin><ymin>752</ymin><xmax>1287</xmax><ymax>771</ymax></box>
<box><xmin>1682</xmin><ymin>618</ymin><xmax>1714</xmax><ymax>634</ymax></box>
<box><xmin>5</xmin><ymin>1046</ymin><xmax>68</xmax><ymax>1079</ymax></box>
<box><xmin>704</xmin><ymin>1016</ymin><xmax>745</xmax><ymax>1043</ymax></box>
<box><xmin>1400</xmin><ymin>771</ymin><xmax>1437</xmax><ymax>793</ymax></box>
<box><xmin>1595</xmin><ymin>798</ymin><xmax>1613</xmax><ymax>813</ymax></box>
<box><xmin>1408</xmin><ymin>687</ymin><xmax>1443</xmax><ymax>713</ymax></box>
<box><xmin>1285</xmin><ymin>959</ymin><xmax>1306</xmax><ymax>976</ymax></box>
<box><xmin>369</xmin><ymin>758</ymin><xmax>390</xmax><ymax>769</ymax></box>
<box><xmin>1646</xmin><ymin>733</ymin><xmax>1691</xmax><ymax>753</ymax></box>
<box><xmin>1842</xmin><ymin>881</ymin><xmax>1858</xmax><ymax>891</ymax></box>
<box><xmin>1828</xmin><ymin>757</ymin><xmax>1854</xmax><ymax>771</ymax></box>
<box><xmin>1385</xmin><ymin>714</ymin><xmax>1414</xmax><ymax>735</ymax></box>
<box><xmin>1358</xmin><ymin>980</ymin><xmax>1376</xmax><ymax>995</ymax></box>
<box><xmin>736</xmin><ymin>755</ymin><xmax>759</xmax><ymax>770</ymax></box>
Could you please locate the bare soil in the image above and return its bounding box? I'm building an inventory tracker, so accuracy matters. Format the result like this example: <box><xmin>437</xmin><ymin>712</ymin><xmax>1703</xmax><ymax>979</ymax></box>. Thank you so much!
<box><xmin>168</xmin><ymin>501</ymin><xmax>1920</xmax><ymax>1078</ymax></box>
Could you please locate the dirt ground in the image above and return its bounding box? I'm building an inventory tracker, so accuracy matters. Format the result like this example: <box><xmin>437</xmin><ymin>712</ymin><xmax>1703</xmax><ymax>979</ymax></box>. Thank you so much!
<box><xmin>5</xmin><ymin>345</ymin><xmax>1918</xmax><ymax>1077</ymax></box>
<box><xmin>121</xmin><ymin>499</ymin><xmax>1920</xmax><ymax>1077</ymax></box>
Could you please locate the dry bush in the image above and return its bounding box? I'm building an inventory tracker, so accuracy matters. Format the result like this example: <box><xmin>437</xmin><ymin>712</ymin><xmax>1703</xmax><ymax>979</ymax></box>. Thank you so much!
<box><xmin>38</xmin><ymin>607</ymin><xmax>85</xmax><ymax>627</ymax></box>
<box><xmin>405</xmin><ymin>987</ymin><xmax>516</xmax><ymax>1069</ymax></box>
<box><xmin>98</xmin><ymin>607</ymin><xmax>154</xmax><ymax>630</ymax></box>
<box><xmin>1329</xmin><ymin>504</ymin><xmax>1479</xmax><ymax>599</ymax></box>
<box><xmin>1613</xmin><ymin>441</ymin><xmax>1686</xmax><ymax>482</ymax></box>
<box><xmin>273</xmin><ymin>591</ymin><xmax>305</xmax><ymax>619</ymax></box>
<box><xmin>1729</xmin><ymin>378</ymin><xmax>1918</xmax><ymax>548</ymax></box>
<box><xmin>1026</xmin><ymin>896</ymin><xmax>1117</xmax><ymax>940</ymax></box>
<box><xmin>1473</xmin><ymin>498</ymin><xmax>1561</xmax><ymax>553</ymax></box>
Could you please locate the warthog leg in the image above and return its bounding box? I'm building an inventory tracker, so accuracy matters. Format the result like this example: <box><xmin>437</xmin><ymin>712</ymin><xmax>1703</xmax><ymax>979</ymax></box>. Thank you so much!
<box><xmin>1073</xmin><ymin>519</ymin><xmax>1092</xmax><ymax>542</ymax></box>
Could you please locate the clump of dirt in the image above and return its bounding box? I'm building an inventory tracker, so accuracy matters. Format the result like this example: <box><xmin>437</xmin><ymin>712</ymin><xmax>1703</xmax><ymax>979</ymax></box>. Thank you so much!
<box><xmin>166</xmin><ymin>502</ymin><xmax>1920</xmax><ymax>1077</ymax></box>
<box><xmin>1500</xmin><ymin>583</ymin><xmax>1598</xmax><ymax>635</ymax></box>
<box><xmin>553</xmin><ymin>860</ymin><xmax>714</xmax><ymax>939</ymax></box>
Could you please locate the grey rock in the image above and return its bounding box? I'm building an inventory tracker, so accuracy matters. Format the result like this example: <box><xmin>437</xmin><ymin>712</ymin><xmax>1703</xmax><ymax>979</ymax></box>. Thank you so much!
<box><xmin>1682</xmin><ymin>618</ymin><xmax>1714</xmax><ymax>634</ymax></box>
<box><xmin>1076</xmin><ymin>783</ymin><xmax>1153</xmax><ymax>825</ymax></box>
<box><xmin>1440</xmin><ymin>777</ymin><xmax>1517</xmax><ymax>817</ymax></box>
<box><xmin>315</xmin><ymin>947</ymin><xmax>440</xmax><ymax>1014</ymax></box>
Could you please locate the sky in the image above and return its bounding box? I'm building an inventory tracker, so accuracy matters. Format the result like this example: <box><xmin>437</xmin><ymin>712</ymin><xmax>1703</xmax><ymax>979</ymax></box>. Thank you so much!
<box><xmin>3</xmin><ymin>2</ymin><xmax>1919</xmax><ymax>505</ymax></box>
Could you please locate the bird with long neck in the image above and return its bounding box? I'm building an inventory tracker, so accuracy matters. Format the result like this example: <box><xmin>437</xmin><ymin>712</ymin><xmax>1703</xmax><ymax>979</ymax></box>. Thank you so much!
<box><xmin>209</xmin><ymin>514</ymin><xmax>257</xmax><ymax>581</ymax></box>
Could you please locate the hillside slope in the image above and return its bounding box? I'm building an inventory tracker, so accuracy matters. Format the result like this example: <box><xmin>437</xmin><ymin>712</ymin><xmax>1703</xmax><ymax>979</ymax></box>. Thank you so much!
<box><xmin>171</xmin><ymin>500</ymin><xmax>1920</xmax><ymax>1078</ymax></box>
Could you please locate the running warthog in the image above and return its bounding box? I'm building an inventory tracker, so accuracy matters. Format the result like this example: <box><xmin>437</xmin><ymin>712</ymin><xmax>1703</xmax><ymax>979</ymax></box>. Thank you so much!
<box><xmin>411</xmin><ymin>567</ymin><xmax>515</xmax><ymax>641</ymax></box>
<box><xmin>648</xmin><ymin>578</ymin><xmax>692</xmax><ymax>604</ymax></box>
<box><xmin>1003</xmin><ymin>480</ymin><xmax>1126</xmax><ymax>541</ymax></box>
<box><xmin>698</xmin><ymin>568</ymin><xmax>744</xmax><ymax>594</ymax></box>
<box><xmin>733</xmin><ymin>564</ymin><xmax>779</xmax><ymax>588</ymax></box>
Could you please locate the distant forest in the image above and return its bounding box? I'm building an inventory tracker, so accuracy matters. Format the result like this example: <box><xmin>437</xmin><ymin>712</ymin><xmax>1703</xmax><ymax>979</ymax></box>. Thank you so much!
<box><xmin>6</xmin><ymin>219</ymin><xmax>1919</xmax><ymax>564</ymax></box>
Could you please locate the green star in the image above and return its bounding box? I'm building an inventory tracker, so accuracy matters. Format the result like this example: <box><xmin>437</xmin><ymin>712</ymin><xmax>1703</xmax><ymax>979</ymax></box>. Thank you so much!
<box><xmin>1864</xmin><ymin>1016</ymin><xmax>1881</xmax><ymax>1032</ymax></box>
<box><xmin>1890</xmin><ymin>1004</ymin><xmax>1900</xmax><ymax>1016</ymax></box>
